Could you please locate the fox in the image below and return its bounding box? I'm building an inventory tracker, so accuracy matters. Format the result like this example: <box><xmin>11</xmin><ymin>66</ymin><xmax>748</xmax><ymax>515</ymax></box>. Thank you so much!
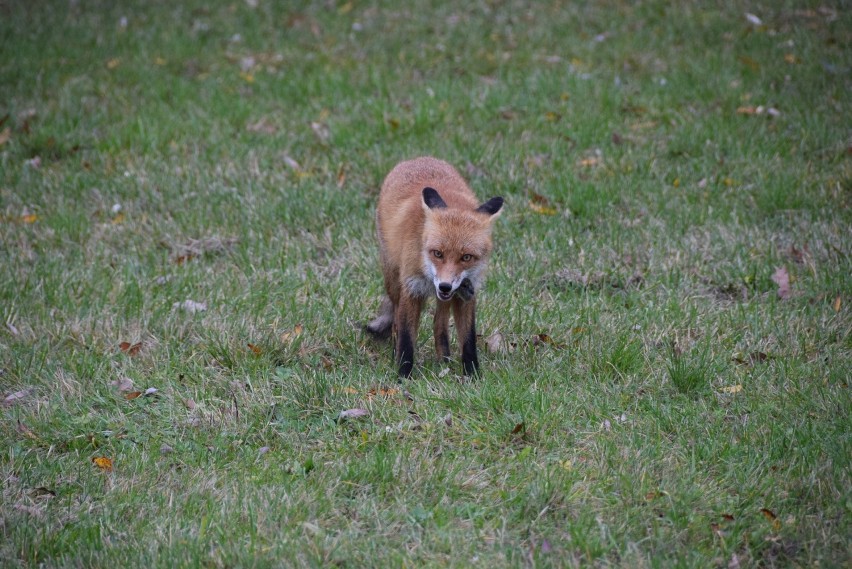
<box><xmin>366</xmin><ymin>156</ymin><xmax>503</xmax><ymax>378</ymax></box>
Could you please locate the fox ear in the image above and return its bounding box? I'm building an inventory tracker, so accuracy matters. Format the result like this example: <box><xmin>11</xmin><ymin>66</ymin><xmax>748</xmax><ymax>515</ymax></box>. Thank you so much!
<box><xmin>476</xmin><ymin>196</ymin><xmax>503</xmax><ymax>218</ymax></box>
<box><xmin>422</xmin><ymin>187</ymin><xmax>448</xmax><ymax>210</ymax></box>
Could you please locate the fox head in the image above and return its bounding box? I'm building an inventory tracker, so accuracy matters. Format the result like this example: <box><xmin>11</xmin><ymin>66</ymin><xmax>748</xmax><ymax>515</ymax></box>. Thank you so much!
<box><xmin>421</xmin><ymin>187</ymin><xmax>503</xmax><ymax>302</ymax></box>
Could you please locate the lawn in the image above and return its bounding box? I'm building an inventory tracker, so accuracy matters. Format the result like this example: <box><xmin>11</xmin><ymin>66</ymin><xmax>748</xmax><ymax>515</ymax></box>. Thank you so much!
<box><xmin>1</xmin><ymin>0</ymin><xmax>850</xmax><ymax>567</ymax></box>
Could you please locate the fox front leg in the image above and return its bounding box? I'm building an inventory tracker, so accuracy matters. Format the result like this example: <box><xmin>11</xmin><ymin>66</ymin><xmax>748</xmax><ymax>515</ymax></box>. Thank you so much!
<box><xmin>452</xmin><ymin>296</ymin><xmax>479</xmax><ymax>376</ymax></box>
<box><xmin>395</xmin><ymin>293</ymin><xmax>423</xmax><ymax>378</ymax></box>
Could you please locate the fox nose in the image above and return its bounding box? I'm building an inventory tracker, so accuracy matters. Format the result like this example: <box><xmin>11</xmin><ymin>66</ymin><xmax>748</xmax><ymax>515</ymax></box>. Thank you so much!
<box><xmin>438</xmin><ymin>282</ymin><xmax>452</xmax><ymax>294</ymax></box>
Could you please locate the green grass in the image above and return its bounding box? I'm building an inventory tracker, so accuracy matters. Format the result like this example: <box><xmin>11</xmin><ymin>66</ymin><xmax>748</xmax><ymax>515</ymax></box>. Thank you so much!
<box><xmin>2</xmin><ymin>0</ymin><xmax>850</xmax><ymax>567</ymax></box>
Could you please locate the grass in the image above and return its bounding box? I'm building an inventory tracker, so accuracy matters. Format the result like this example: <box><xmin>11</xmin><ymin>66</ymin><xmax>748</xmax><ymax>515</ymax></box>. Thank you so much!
<box><xmin>1</xmin><ymin>0</ymin><xmax>850</xmax><ymax>566</ymax></box>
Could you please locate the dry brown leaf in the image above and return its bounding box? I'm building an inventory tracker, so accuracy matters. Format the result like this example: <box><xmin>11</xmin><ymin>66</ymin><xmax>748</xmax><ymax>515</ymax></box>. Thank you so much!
<box><xmin>247</xmin><ymin>343</ymin><xmax>262</xmax><ymax>356</ymax></box>
<box><xmin>125</xmin><ymin>391</ymin><xmax>142</xmax><ymax>400</ymax></box>
<box><xmin>119</xmin><ymin>341</ymin><xmax>142</xmax><ymax>356</ymax></box>
<box><xmin>511</xmin><ymin>422</ymin><xmax>525</xmax><ymax>435</ymax></box>
<box><xmin>833</xmin><ymin>296</ymin><xmax>842</xmax><ymax>312</ymax></box>
<box><xmin>21</xmin><ymin>213</ymin><xmax>38</xmax><ymax>223</ymax></box>
<box><xmin>761</xmin><ymin>508</ymin><xmax>782</xmax><ymax>530</ymax></box>
<box><xmin>721</xmin><ymin>384</ymin><xmax>743</xmax><ymax>394</ymax></box>
<box><xmin>281</xmin><ymin>324</ymin><xmax>303</xmax><ymax>343</ymax></box>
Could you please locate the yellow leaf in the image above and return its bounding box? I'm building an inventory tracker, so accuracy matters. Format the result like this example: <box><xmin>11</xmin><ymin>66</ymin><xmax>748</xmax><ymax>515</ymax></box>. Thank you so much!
<box><xmin>560</xmin><ymin>459</ymin><xmax>572</xmax><ymax>471</ymax></box>
<box><xmin>723</xmin><ymin>177</ymin><xmax>735</xmax><ymax>187</ymax></box>
<box><xmin>281</xmin><ymin>324</ymin><xmax>304</xmax><ymax>343</ymax></box>
<box><xmin>21</xmin><ymin>214</ymin><xmax>38</xmax><ymax>224</ymax></box>
<box><xmin>92</xmin><ymin>456</ymin><xmax>113</xmax><ymax>471</ymax></box>
<box><xmin>106</xmin><ymin>58</ymin><xmax>120</xmax><ymax>69</ymax></box>
<box><xmin>761</xmin><ymin>508</ymin><xmax>782</xmax><ymax>530</ymax></box>
<box><xmin>544</xmin><ymin>111</ymin><xmax>561</xmax><ymax>122</ymax></box>
<box><xmin>834</xmin><ymin>296</ymin><xmax>842</xmax><ymax>312</ymax></box>
<box><xmin>673</xmin><ymin>177</ymin><xmax>680</xmax><ymax>188</ymax></box>
<box><xmin>721</xmin><ymin>384</ymin><xmax>743</xmax><ymax>394</ymax></box>
<box><xmin>240</xmin><ymin>72</ymin><xmax>254</xmax><ymax>83</ymax></box>
<box><xmin>783</xmin><ymin>53</ymin><xmax>799</xmax><ymax>64</ymax></box>
<box><xmin>111</xmin><ymin>212</ymin><xmax>126</xmax><ymax>224</ymax></box>
<box><xmin>578</xmin><ymin>157</ymin><xmax>599</xmax><ymax>167</ymax></box>
<box><xmin>154</xmin><ymin>57</ymin><xmax>167</xmax><ymax>66</ymax></box>
<box><xmin>528</xmin><ymin>201</ymin><xmax>557</xmax><ymax>215</ymax></box>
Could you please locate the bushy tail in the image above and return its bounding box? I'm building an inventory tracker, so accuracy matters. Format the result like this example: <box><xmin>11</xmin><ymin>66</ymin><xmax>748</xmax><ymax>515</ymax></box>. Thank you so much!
<box><xmin>365</xmin><ymin>296</ymin><xmax>393</xmax><ymax>340</ymax></box>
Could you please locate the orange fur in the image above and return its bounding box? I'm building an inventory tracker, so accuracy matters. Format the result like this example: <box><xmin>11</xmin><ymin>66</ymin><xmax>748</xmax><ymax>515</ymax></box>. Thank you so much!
<box><xmin>366</xmin><ymin>157</ymin><xmax>503</xmax><ymax>378</ymax></box>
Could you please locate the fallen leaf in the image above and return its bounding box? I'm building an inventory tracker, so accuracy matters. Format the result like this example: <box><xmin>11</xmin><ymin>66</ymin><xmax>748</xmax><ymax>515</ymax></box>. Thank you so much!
<box><xmin>16</xmin><ymin>420</ymin><xmax>38</xmax><ymax>440</ymax></box>
<box><xmin>745</xmin><ymin>13</ymin><xmax>762</xmax><ymax>26</ymax></box>
<box><xmin>172</xmin><ymin>299</ymin><xmax>207</xmax><ymax>313</ymax></box>
<box><xmin>722</xmin><ymin>514</ymin><xmax>735</xmax><ymax>521</ymax></box>
<box><xmin>367</xmin><ymin>387</ymin><xmax>399</xmax><ymax>399</ymax></box>
<box><xmin>338</xmin><ymin>386</ymin><xmax>359</xmax><ymax>394</ymax></box>
<box><xmin>528</xmin><ymin>192</ymin><xmax>557</xmax><ymax>215</ymax></box>
<box><xmin>442</xmin><ymin>413</ymin><xmax>452</xmax><ymax>427</ymax></box>
<box><xmin>834</xmin><ymin>296</ymin><xmax>841</xmax><ymax>312</ymax></box>
<box><xmin>106</xmin><ymin>58</ymin><xmax>120</xmax><ymax>69</ymax></box>
<box><xmin>771</xmin><ymin>266</ymin><xmax>791</xmax><ymax>300</ymax></box>
<box><xmin>111</xmin><ymin>376</ymin><xmax>134</xmax><ymax>392</ymax></box>
<box><xmin>30</xmin><ymin>486</ymin><xmax>56</xmax><ymax>497</ymax></box>
<box><xmin>174</xmin><ymin>253</ymin><xmax>195</xmax><ymax>265</ymax></box>
<box><xmin>21</xmin><ymin>213</ymin><xmax>38</xmax><ymax>223</ymax></box>
<box><xmin>784</xmin><ymin>53</ymin><xmax>799</xmax><ymax>64</ymax></box>
<box><xmin>281</xmin><ymin>324</ymin><xmax>303</xmax><ymax>343</ymax></box>
<box><xmin>336</xmin><ymin>164</ymin><xmax>346</xmax><ymax>188</ymax></box>
<box><xmin>4</xmin><ymin>387</ymin><xmax>34</xmax><ymax>406</ymax></box>
<box><xmin>721</xmin><ymin>384</ymin><xmax>743</xmax><ymax>394</ymax></box>
<box><xmin>124</xmin><ymin>391</ymin><xmax>142</xmax><ymax>400</ymax></box>
<box><xmin>310</xmin><ymin>121</ymin><xmax>330</xmax><ymax>143</ymax></box>
<box><xmin>486</xmin><ymin>331</ymin><xmax>506</xmax><ymax>354</ymax></box>
<box><xmin>247</xmin><ymin>343</ymin><xmax>262</xmax><ymax>356</ymax></box>
<box><xmin>119</xmin><ymin>341</ymin><xmax>142</xmax><ymax>356</ymax></box>
<box><xmin>92</xmin><ymin>456</ymin><xmax>113</xmax><ymax>471</ymax></box>
<box><xmin>532</xmin><ymin>334</ymin><xmax>565</xmax><ymax>349</ymax></box>
<box><xmin>246</xmin><ymin>117</ymin><xmax>277</xmax><ymax>134</ymax></box>
<box><xmin>339</xmin><ymin>408</ymin><xmax>370</xmax><ymax>420</ymax></box>
<box><xmin>282</xmin><ymin>154</ymin><xmax>302</xmax><ymax>172</ymax></box>
<box><xmin>578</xmin><ymin>156</ymin><xmax>599</xmax><ymax>167</ymax></box>
<box><xmin>761</xmin><ymin>508</ymin><xmax>782</xmax><ymax>530</ymax></box>
<box><xmin>111</xmin><ymin>212</ymin><xmax>125</xmax><ymax>224</ymax></box>
<box><xmin>511</xmin><ymin>422</ymin><xmax>525</xmax><ymax>435</ymax></box>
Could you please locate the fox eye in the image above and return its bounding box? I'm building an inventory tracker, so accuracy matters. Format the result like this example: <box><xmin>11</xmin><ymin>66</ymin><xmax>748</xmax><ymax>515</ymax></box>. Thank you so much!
<box><xmin>461</xmin><ymin>254</ymin><xmax>473</xmax><ymax>262</ymax></box>
<box><xmin>432</xmin><ymin>250</ymin><xmax>443</xmax><ymax>259</ymax></box>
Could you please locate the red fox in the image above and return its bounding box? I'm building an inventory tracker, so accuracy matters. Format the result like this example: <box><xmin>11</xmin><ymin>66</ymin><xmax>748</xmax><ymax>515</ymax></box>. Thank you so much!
<box><xmin>366</xmin><ymin>157</ymin><xmax>503</xmax><ymax>378</ymax></box>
